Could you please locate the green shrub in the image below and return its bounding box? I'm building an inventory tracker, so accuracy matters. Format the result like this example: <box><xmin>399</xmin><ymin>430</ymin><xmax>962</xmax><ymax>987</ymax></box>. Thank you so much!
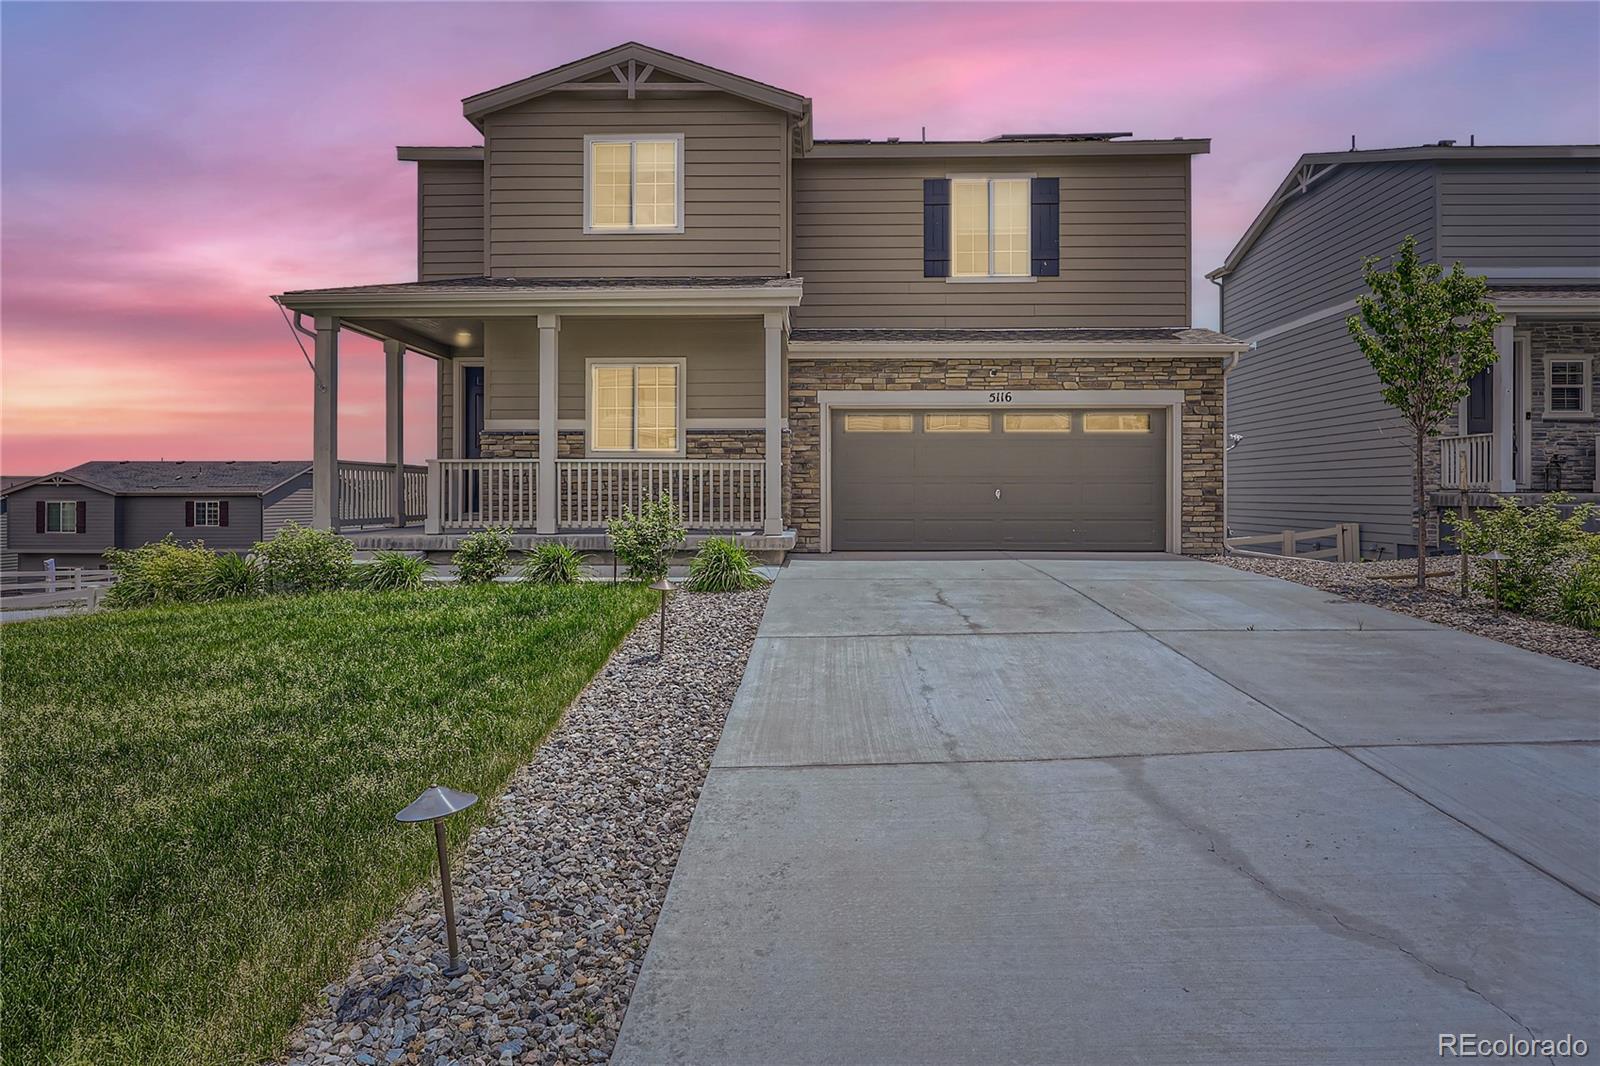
<box><xmin>1446</xmin><ymin>494</ymin><xmax>1599</xmax><ymax>613</ymax></box>
<box><xmin>102</xmin><ymin>537</ymin><xmax>220</xmax><ymax>608</ymax></box>
<box><xmin>207</xmin><ymin>552</ymin><xmax>263</xmax><ymax>599</ymax></box>
<box><xmin>253</xmin><ymin>523</ymin><xmax>354</xmax><ymax>595</ymax></box>
<box><xmin>522</xmin><ymin>543</ymin><xmax>587</xmax><ymax>585</ymax></box>
<box><xmin>685</xmin><ymin>537</ymin><xmax>769</xmax><ymax>592</ymax></box>
<box><xmin>1557</xmin><ymin>558</ymin><xmax>1600</xmax><ymax>631</ymax></box>
<box><xmin>606</xmin><ymin>493</ymin><xmax>685</xmax><ymax>583</ymax></box>
<box><xmin>453</xmin><ymin>527</ymin><xmax>513</xmax><ymax>585</ymax></box>
<box><xmin>361</xmin><ymin>551</ymin><xmax>430</xmax><ymax>591</ymax></box>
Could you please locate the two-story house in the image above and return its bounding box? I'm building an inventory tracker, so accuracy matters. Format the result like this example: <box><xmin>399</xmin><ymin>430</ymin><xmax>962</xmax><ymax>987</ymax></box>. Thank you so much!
<box><xmin>1211</xmin><ymin>143</ymin><xmax>1600</xmax><ymax>559</ymax></box>
<box><xmin>275</xmin><ymin>42</ymin><xmax>1244</xmax><ymax>555</ymax></box>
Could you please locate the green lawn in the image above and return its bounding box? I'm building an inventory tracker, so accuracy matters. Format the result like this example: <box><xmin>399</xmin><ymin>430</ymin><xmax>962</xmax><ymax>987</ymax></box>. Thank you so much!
<box><xmin>1</xmin><ymin>583</ymin><xmax>655</xmax><ymax>1065</ymax></box>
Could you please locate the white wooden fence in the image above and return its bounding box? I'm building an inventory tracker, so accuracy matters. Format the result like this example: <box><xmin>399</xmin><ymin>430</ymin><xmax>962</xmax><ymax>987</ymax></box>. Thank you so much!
<box><xmin>1</xmin><ymin>566</ymin><xmax>118</xmax><ymax>610</ymax></box>
<box><xmin>1439</xmin><ymin>433</ymin><xmax>1495</xmax><ymax>491</ymax></box>
<box><xmin>1225</xmin><ymin>522</ymin><xmax>1361</xmax><ymax>562</ymax></box>
<box><xmin>557</xmin><ymin>459</ymin><xmax>765</xmax><ymax>531</ymax></box>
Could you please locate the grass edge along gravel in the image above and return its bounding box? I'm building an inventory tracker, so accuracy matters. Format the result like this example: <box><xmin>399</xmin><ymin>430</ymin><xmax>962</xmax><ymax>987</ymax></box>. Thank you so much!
<box><xmin>0</xmin><ymin>582</ymin><xmax>656</xmax><ymax>1066</ymax></box>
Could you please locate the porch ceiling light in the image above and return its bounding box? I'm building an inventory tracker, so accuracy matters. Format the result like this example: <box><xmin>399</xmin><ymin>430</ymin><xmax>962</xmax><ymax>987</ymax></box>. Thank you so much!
<box><xmin>650</xmin><ymin>577</ymin><xmax>676</xmax><ymax>658</ymax></box>
<box><xmin>396</xmin><ymin>784</ymin><xmax>479</xmax><ymax>977</ymax></box>
<box><xmin>452</xmin><ymin>330</ymin><xmax>475</xmax><ymax>347</ymax></box>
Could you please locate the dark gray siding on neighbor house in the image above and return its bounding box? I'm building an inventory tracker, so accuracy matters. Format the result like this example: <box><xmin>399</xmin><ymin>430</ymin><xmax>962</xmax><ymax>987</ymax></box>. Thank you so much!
<box><xmin>262</xmin><ymin>473</ymin><xmax>314</xmax><ymax>538</ymax></box>
<box><xmin>792</xmin><ymin>154</ymin><xmax>1192</xmax><ymax>329</ymax></box>
<box><xmin>1435</xmin><ymin>160</ymin><xmax>1600</xmax><ymax>270</ymax></box>
<box><xmin>419</xmin><ymin>160</ymin><xmax>486</xmax><ymax>280</ymax></box>
<box><xmin>120</xmin><ymin>496</ymin><xmax>264</xmax><ymax>552</ymax></box>
<box><xmin>1222</xmin><ymin>162</ymin><xmax>1439</xmax><ymax>555</ymax></box>
<box><xmin>1222</xmin><ymin>162</ymin><xmax>1438</xmax><ymax>339</ymax></box>
<box><xmin>4</xmin><ymin>484</ymin><xmax>118</xmax><ymax>557</ymax></box>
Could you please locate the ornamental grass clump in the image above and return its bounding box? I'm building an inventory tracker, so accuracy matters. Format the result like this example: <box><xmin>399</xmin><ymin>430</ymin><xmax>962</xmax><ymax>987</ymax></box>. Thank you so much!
<box><xmin>253</xmin><ymin>522</ymin><xmax>354</xmax><ymax>594</ymax></box>
<box><xmin>360</xmin><ymin>550</ymin><xmax>431</xmax><ymax>591</ymax></box>
<box><xmin>206</xmin><ymin>552</ymin><xmax>263</xmax><ymax>599</ymax></box>
<box><xmin>452</xmin><ymin>527</ymin><xmax>514</xmax><ymax>585</ymax></box>
<box><xmin>685</xmin><ymin>536</ymin><xmax>769</xmax><ymax>592</ymax></box>
<box><xmin>606</xmin><ymin>493</ymin><xmax>685</xmax><ymax>583</ymax></box>
<box><xmin>522</xmin><ymin>543</ymin><xmax>587</xmax><ymax>585</ymax></box>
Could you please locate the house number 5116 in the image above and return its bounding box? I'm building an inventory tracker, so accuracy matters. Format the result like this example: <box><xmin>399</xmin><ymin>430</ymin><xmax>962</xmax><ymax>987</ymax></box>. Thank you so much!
<box><xmin>987</xmin><ymin>391</ymin><xmax>1013</xmax><ymax>403</ymax></box>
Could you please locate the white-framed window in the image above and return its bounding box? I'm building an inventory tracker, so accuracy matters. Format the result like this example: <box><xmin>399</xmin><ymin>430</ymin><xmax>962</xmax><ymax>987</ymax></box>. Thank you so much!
<box><xmin>1083</xmin><ymin>412</ymin><xmax>1152</xmax><ymax>433</ymax></box>
<box><xmin>588</xmin><ymin>360</ymin><xmax>685</xmax><ymax>454</ymax></box>
<box><xmin>842</xmin><ymin>413</ymin><xmax>913</xmax><ymax>433</ymax></box>
<box><xmin>45</xmin><ymin>500</ymin><xmax>77</xmax><ymax>533</ymax></box>
<box><xmin>193</xmin><ymin>500</ymin><xmax>222</xmax><ymax>527</ymax></box>
<box><xmin>583</xmin><ymin>134</ymin><xmax>684</xmax><ymax>234</ymax></box>
<box><xmin>1545</xmin><ymin>355</ymin><xmax>1593</xmax><ymax>417</ymax></box>
<box><xmin>951</xmin><ymin>176</ymin><xmax>1031</xmax><ymax>279</ymax></box>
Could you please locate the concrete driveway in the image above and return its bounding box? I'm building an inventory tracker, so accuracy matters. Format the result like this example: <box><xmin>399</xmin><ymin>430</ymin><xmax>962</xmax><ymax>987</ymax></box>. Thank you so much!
<box><xmin>614</xmin><ymin>556</ymin><xmax>1600</xmax><ymax>1065</ymax></box>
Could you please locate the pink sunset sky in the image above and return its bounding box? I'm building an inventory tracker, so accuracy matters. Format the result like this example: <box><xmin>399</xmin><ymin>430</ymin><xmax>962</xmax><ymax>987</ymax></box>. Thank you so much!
<box><xmin>2</xmin><ymin>1</ymin><xmax>1596</xmax><ymax>474</ymax></box>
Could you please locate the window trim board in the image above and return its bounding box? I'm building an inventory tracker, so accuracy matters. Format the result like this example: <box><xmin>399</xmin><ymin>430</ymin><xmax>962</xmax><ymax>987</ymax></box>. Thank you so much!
<box><xmin>582</xmin><ymin>133</ymin><xmax>686</xmax><ymax>236</ymax></box>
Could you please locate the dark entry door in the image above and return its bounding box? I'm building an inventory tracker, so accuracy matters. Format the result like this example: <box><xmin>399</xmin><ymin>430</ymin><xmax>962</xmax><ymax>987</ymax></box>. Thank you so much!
<box><xmin>462</xmin><ymin>365</ymin><xmax>486</xmax><ymax>458</ymax></box>
<box><xmin>1466</xmin><ymin>368</ymin><xmax>1494</xmax><ymax>435</ymax></box>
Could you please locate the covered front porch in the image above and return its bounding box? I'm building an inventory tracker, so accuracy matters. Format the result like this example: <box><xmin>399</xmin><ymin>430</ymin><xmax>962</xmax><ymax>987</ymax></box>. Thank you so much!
<box><xmin>275</xmin><ymin>276</ymin><xmax>801</xmax><ymax>550</ymax></box>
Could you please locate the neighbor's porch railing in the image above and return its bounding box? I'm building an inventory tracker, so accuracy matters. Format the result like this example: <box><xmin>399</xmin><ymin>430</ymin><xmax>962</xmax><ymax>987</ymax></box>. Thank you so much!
<box><xmin>1439</xmin><ymin>433</ymin><xmax>1495</xmax><ymax>491</ymax></box>
<box><xmin>337</xmin><ymin>461</ymin><xmax>428</xmax><ymax>529</ymax></box>
<box><xmin>557</xmin><ymin>458</ymin><xmax>765</xmax><ymax>531</ymax></box>
<box><xmin>435</xmin><ymin>459</ymin><xmax>538</xmax><ymax>529</ymax></box>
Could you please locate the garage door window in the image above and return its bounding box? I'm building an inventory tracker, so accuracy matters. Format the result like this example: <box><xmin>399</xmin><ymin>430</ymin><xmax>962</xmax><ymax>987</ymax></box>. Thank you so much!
<box><xmin>1084</xmin><ymin>412</ymin><xmax>1151</xmax><ymax>433</ymax></box>
<box><xmin>1002</xmin><ymin>412</ymin><xmax>1072</xmax><ymax>433</ymax></box>
<box><xmin>925</xmin><ymin>413</ymin><xmax>991</xmax><ymax>433</ymax></box>
<box><xmin>842</xmin><ymin>413</ymin><xmax>913</xmax><ymax>433</ymax></box>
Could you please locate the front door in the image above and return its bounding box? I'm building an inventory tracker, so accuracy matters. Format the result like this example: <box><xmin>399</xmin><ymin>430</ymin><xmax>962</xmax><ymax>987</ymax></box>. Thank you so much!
<box><xmin>462</xmin><ymin>365</ymin><xmax>486</xmax><ymax>458</ymax></box>
<box><xmin>1465</xmin><ymin>367</ymin><xmax>1494</xmax><ymax>436</ymax></box>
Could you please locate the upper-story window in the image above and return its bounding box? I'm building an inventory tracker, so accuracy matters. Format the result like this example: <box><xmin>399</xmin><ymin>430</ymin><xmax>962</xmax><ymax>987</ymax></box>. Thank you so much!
<box><xmin>951</xmin><ymin>177</ymin><xmax>1030</xmax><ymax>278</ymax></box>
<box><xmin>45</xmin><ymin>500</ymin><xmax>78</xmax><ymax>533</ymax></box>
<box><xmin>192</xmin><ymin>500</ymin><xmax>222</xmax><ymax>527</ymax></box>
<box><xmin>584</xmin><ymin>135</ymin><xmax>684</xmax><ymax>234</ymax></box>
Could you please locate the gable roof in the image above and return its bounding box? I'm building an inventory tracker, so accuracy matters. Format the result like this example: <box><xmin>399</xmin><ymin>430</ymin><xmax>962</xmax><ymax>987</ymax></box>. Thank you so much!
<box><xmin>1209</xmin><ymin>143</ymin><xmax>1600</xmax><ymax>282</ymax></box>
<box><xmin>2</xmin><ymin>461</ymin><xmax>311</xmax><ymax>498</ymax></box>
<box><xmin>462</xmin><ymin>42</ymin><xmax>810</xmax><ymax>130</ymax></box>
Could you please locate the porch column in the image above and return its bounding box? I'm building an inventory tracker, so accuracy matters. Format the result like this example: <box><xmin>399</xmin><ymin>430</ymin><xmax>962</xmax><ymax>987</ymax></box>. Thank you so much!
<box><xmin>312</xmin><ymin>316</ymin><xmax>340</xmax><ymax>530</ymax></box>
<box><xmin>384</xmin><ymin>339</ymin><xmax>406</xmax><ymax>527</ymax></box>
<box><xmin>537</xmin><ymin>314</ymin><xmax>559</xmax><ymax>534</ymax></box>
<box><xmin>1493</xmin><ymin>317</ymin><xmax>1517</xmax><ymax>492</ymax></box>
<box><xmin>763</xmin><ymin>312</ymin><xmax>784</xmax><ymax>536</ymax></box>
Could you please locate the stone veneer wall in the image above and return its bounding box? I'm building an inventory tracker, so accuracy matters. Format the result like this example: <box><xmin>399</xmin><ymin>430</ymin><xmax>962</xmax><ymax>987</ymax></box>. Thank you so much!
<box><xmin>1525</xmin><ymin>320</ymin><xmax>1599</xmax><ymax>492</ymax></box>
<box><xmin>783</xmin><ymin>357</ymin><xmax>1225</xmax><ymax>554</ymax></box>
<box><xmin>478</xmin><ymin>430</ymin><xmax>764</xmax><ymax>460</ymax></box>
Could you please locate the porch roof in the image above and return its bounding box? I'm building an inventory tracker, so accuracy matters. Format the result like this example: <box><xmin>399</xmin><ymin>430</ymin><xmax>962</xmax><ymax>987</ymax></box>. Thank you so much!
<box><xmin>787</xmin><ymin>325</ymin><xmax>1247</xmax><ymax>356</ymax></box>
<box><xmin>1489</xmin><ymin>283</ymin><xmax>1600</xmax><ymax>315</ymax></box>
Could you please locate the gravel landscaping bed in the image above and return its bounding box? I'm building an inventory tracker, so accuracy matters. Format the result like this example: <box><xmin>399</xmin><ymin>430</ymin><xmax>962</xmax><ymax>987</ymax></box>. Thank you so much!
<box><xmin>1208</xmin><ymin>554</ymin><xmax>1600</xmax><ymax>670</ymax></box>
<box><xmin>285</xmin><ymin>588</ymin><xmax>769</xmax><ymax>1066</ymax></box>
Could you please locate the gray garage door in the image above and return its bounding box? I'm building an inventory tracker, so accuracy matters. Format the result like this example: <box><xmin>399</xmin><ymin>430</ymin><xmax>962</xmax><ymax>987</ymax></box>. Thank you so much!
<box><xmin>830</xmin><ymin>409</ymin><xmax>1167</xmax><ymax>551</ymax></box>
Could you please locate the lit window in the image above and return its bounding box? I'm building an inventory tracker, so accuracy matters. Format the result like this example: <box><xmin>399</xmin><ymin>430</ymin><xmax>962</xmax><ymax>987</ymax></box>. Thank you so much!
<box><xmin>951</xmin><ymin>178</ymin><xmax>1030</xmax><ymax>278</ymax></box>
<box><xmin>45</xmin><ymin>500</ymin><xmax>77</xmax><ymax>533</ymax></box>
<box><xmin>1003</xmin><ymin>412</ymin><xmax>1072</xmax><ymax>433</ymax></box>
<box><xmin>590</xmin><ymin>363</ymin><xmax>681</xmax><ymax>453</ymax></box>
<box><xmin>586</xmin><ymin>136</ymin><xmax>681</xmax><ymax>233</ymax></box>
<box><xmin>193</xmin><ymin>500</ymin><xmax>221</xmax><ymax>527</ymax></box>
<box><xmin>842</xmin><ymin>414</ymin><xmax>913</xmax><ymax>433</ymax></box>
<box><xmin>1547</xmin><ymin>357</ymin><xmax>1592</xmax><ymax>416</ymax></box>
<box><xmin>1084</xmin><ymin>412</ymin><xmax>1152</xmax><ymax>433</ymax></box>
<box><xmin>925</xmin><ymin>413</ymin><xmax>991</xmax><ymax>433</ymax></box>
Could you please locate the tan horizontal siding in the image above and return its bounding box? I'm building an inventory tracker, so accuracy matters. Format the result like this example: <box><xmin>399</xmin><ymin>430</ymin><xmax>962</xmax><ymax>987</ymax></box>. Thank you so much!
<box><xmin>418</xmin><ymin>160</ymin><xmax>485</xmax><ymax>280</ymax></box>
<box><xmin>484</xmin><ymin>93</ymin><xmax>786</xmax><ymax>277</ymax></box>
<box><xmin>791</xmin><ymin>155</ymin><xmax>1191</xmax><ymax>328</ymax></box>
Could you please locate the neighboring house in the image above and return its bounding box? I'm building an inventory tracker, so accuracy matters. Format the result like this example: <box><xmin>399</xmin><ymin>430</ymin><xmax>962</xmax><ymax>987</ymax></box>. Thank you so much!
<box><xmin>275</xmin><ymin>41</ymin><xmax>1245</xmax><ymax>555</ymax></box>
<box><xmin>0</xmin><ymin>475</ymin><xmax>36</xmax><ymax>571</ymax></box>
<box><xmin>0</xmin><ymin>461</ymin><xmax>312</xmax><ymax>571</ymax></box>
<box><xmin>1211</xmin><ymin>143</ymin><xmax>1600</xmax><ymax>558</ymax></box>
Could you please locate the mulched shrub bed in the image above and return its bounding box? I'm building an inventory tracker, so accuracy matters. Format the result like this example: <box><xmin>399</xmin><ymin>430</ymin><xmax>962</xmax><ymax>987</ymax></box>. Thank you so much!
<box><xmin>1208</xmin><ymin>555</ymin><xmax>1600</xmax><ymax>670</ymax></box>
<box><xmin>286</xmin><ymin>588</ymin><xmax>769</xmax><ymax>1066</ymax></box>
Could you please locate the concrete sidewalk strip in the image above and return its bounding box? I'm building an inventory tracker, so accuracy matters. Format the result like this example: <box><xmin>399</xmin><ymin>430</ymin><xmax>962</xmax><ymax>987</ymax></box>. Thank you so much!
<box><xmin>1351</xmin><ymin>742</ymin><xmax>1600</xmax><ymax>902</ymax></box>
<box><xmin>1065</xmin><ymin>576</ymin><xmax>1438</xmax><ymax>631</ymax></box>
<box><xmin>615</xmin><ymin>751</ymin><xmax>1598</xmax><ymax>1066</ymax></box>
<box><xmin>1158</xmin><ymin>629</ymin><xmax>1600</xmax><ymax>746</ymax></box>
<box><xmin>712</xmin><ymin>631</ymin><xmax>1323</xmax><ymax>767</ymax></box>
<box><xmin>759</xmin><ymin>574</ymin><xmax>1135</xmax><ymax>637</ymax></box>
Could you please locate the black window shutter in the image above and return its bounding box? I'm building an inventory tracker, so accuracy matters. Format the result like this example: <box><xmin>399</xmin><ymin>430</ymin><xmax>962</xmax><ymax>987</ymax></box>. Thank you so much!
<box><xmin>219</xmin><ymin>501</ymin><xmax>230</xmax><ymax>528</ymax></box>
<box><xmin>36</xmin><ymin>500</ymin><xmax>45</xmax><ymax>533</ymax></box>
<box><xmin>76</xmin><ymin>501</ymin><xmax>87</xmax><ymax>533</ymax></box>
<box><xmin>185</xmin><ymin>501</ymin><xmax>195</xmax><ymax>527</ymax></box>
<box><xmin>923</xmin><ymin>178</ymin><xmax>951</xmax><ymax>277</ymax></box>
<box><xmin>1031</xmin><ymin>177</ymin><xmax>1060</xmax><ymax>277</ymax></box>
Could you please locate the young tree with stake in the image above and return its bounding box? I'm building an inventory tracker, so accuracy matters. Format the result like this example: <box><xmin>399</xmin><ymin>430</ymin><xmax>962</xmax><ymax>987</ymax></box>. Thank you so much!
<box><xmin>1346</xmin><ymin>236</ymin><xmax>1501</xmax><ymax>588</ymax></box>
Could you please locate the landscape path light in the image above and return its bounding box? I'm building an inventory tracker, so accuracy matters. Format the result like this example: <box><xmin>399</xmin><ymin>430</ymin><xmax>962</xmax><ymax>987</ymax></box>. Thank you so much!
<box><xmin>650</xmin><ymin>576</ymin><xmax>676</xmax><ymax>658</ymax></box>
<box><xmin>1480</xmin><ymin>550</ymin><xmax>1508</xmax><ymax>618</ymax></box>
<box><xmin>396</xmin><ymin>784</ymin><xmax>478</xmax><ymax>977</ymax></box>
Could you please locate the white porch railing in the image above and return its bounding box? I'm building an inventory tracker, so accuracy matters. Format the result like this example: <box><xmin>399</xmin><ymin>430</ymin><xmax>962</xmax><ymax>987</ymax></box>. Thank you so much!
<box><xmin>435</xmin><ymin>459</ymin><xmax>538</xmax><ymax>529</ymax></box>
<box><xmin>1439</xmin><ymin>433</ymin><xmax>1495</xmax><ymax>491</ymax></box>
<box><xmin>558</xmin><ymin>459</ymin><xmax>765</xmax><ymax>531</ymax></box>
<box><xmin>338</xmin><ymin>461</ymin><xmax>428</xmax><ymax>529</ymax></box>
